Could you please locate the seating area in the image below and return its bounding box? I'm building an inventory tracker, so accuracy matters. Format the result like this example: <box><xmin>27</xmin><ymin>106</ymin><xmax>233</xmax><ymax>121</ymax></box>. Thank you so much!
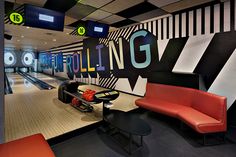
<box><xmin>135</xmin><ymin>83</ymin><xmax>227</xmax><ymax>134</ymax></box>
<box><xmin>1</xmin><ymin>0</ymin><xmax>236</xmax><ymax>156</ymax></box>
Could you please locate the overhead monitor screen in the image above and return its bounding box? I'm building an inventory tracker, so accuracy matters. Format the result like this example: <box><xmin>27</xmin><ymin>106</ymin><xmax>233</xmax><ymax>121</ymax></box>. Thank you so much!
<box><xmin>86</xmin><ymin>20</ymin><xmax>109</xmax><ymax>38</ymax></box>
<box><xmin>94</xmin><ymin>26</ymin><xmax>103</xmax><ymax>33</ymax></box>
<box><xmin>24</xmin><ymin>4</ymin><xmax>65</xmax><ymax>31</ymax></box>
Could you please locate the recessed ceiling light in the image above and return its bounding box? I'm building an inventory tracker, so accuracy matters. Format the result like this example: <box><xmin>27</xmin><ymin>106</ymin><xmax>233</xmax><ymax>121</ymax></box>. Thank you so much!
<box><xmin>66</xmin><ymin>32</ymin><xmax>69</xmax><ymax>35</ymax></box>
<box><xmin>53</xmin><ymin>39</ymin><xmax>56</xmax><ymax>41</ymax></box>
<box><xmin>26</xmin><ymin>26</ymin><xmax>30</xmax><ymax>29</ymax></box>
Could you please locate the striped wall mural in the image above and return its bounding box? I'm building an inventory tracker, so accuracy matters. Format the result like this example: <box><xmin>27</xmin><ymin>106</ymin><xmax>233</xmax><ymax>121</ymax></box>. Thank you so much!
<box><xmin>99</xmin><ymin>74</ymin><xmax>118</xmax><ymax>89</ymax></box>
<box><xmin>99</xmin><ymin>25</ymin><xmax>137</xmax><ymax>46</ymax></box>
<box><xmin>41</xmin><ymin>0</ymin><xmax>236</xmax><ymax>110</ymax></box>
<box><xmin>141</xmin><ymin>1</ymin><xmax>233</xmax><ymax>38</ymax></box>
<box><xmin>98</xmin><ymin>1</ymin><xmax>234</xmax><ymax>43</ymax></box>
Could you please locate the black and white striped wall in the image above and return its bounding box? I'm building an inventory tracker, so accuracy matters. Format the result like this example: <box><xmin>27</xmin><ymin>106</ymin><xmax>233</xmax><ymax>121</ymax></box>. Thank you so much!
<box><xmin>98</xmin><ymin>0</ymin><xmax>236</xmax><ymax>110</ymax></box>
<box><xmin>41</xmin><ymin>0</ymin><xmax>236</xmax><ymax>110</ymax></box>
<box><xmin>99</xmin><ymin>0</ymin><xmax>235</xmax><ymax>45</ymax></box>
<box><xmin>135</xmin><ymin>0</ymin><xmax>234</xmax><ymax>38</ymax></box>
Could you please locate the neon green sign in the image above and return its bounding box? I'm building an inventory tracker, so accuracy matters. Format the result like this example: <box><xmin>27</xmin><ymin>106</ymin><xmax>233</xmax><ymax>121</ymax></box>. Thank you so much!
<box><xmin>9</xmin><ymin>12</ymin><xmax>24</xmax><ymax>24</ymax></box>
<box><xmin>77</xmin><ymin>26</ymin><xmax>86</xmax><ymax>36</ymax></box>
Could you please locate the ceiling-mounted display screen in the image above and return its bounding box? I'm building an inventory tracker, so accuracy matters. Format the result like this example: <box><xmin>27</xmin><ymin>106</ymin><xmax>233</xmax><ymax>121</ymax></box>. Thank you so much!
<box><xmin>86</xmin><ymin>20</ymin><xmax>109</xmax><ymax>38</ymax></box>
<box><xmin>24</xmin><ymin>4</ymin><xmax>65</xmax><ymax>31</ymax></box>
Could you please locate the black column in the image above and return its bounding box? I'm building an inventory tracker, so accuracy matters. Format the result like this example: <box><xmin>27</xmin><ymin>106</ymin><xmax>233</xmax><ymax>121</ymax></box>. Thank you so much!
<box><xmin>0</xmin><ymin>0</ymin><xmax>5</xmax><ymax>143</ymax></box>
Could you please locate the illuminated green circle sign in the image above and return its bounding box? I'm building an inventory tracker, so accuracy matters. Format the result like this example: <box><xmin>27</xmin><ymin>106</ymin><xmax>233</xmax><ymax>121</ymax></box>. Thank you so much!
<box><xmin>9</xmin><ymin>12</ymin><xmax>24</xmax><ymax>24</ymax></box>
<box><xmin>77</xmin><ymin>26</ymin><xmax>86</xmax><ymax>36</ymax></box>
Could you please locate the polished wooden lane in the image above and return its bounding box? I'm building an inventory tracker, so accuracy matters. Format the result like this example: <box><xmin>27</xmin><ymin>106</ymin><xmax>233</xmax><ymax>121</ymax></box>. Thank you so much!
<box><xmin>6</xmin><ymin>72</ymin><xmax>39</xmax><ymax>94</ymax></box>
<box><xmin>5</xmin><ymin>79</ymin><xmax>140</xmax><ymax>142</ymax></box>
<box><xmin>28</xmin><ymin>72</ymin><xmax>62</xmax><ymax>87</ymax></box>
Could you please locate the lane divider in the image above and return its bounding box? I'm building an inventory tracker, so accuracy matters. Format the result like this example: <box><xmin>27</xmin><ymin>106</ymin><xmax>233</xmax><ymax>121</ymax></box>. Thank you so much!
<box><xmin>17</xmin><ymin>72</ymin><xmax>55</xmax><ymax>90</ymax></box>
<box><xmin>4</xmin><ymin>73</ymin><xmax>13</xmax><ymax>94</ymax></box>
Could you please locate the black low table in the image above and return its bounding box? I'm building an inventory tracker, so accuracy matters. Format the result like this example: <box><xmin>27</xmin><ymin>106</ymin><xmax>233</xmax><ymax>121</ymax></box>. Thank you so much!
<box><xmin>104</xmin><ymin>110</ymin><xmax>151</xmax><ymax>154</ymax></box>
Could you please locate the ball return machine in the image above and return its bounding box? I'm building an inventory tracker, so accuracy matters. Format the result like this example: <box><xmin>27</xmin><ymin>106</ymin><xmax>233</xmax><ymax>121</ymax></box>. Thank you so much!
<box><xmin>58</xmin><ymin>81</ymin><xmax>119</xmax><ymax>114</ymax></box>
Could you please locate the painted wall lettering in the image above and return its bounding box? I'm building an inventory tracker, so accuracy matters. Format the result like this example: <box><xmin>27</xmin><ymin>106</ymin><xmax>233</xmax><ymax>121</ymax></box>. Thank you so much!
<box><xmin>54</xmin><ymin>52</ymin><xmax>64</xmax><ymax>72</ymax></box>
<box><xmin>96</xmin><ymin>44</ymin><xmax>105</xmax><ymax>71</ymax></box>
<box><xmin>87</xmin><ymin>48</ymin><xmax>95</xmax><ymax>72</ymax></box>
<box><xmin>130</xmin><ymin>30</ymin><xmax>151</xmax><ymax>69</ymax></box>
<box><xmin>80</xmin><ymin>51</ymin><xmax>87</xmax><ymax>72</ymax></box>
<box><xmin>66</xmin><ymin>55</ymin><xmax>72</xmax><ymax>74</ymax></box>
<box><xmin>39</xmin><ymin>52</ymin><xmax>52</xmax><ymax>69</ymax></box>
<box><xmin>72</xmin><ymin>52</ymin><xmax>80</xmax><ymax>73</ymax></box>
<box><xmin>109</xmin><ymin>38</ymin><xmax>124</xmax><ymax>70</ymax></box>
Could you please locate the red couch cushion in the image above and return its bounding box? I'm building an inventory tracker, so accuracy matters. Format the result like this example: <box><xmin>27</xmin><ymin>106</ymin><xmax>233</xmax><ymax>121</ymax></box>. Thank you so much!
<box><xmin>0</xmin><ymin>134</ymin><xmax>55</xmax><ymax>157</ymax></box>
<box><xmin>192</xmin><ymin>90</ymin><xmax>227</xmax><ymax>121</ymax></box>
<box><xmin>146</xmin><ymin>83</ymin><xmax>193</xmax><ymax>107</ymax></box>
<box><xmin>135</xmin><ymin>98</ymin><xmax>189</xmax><ymax>117</ymax></box>
<box><xmin>177</xmin><ymin>108</ymin><xmax>225</xmax><ymax>133</ymax></box>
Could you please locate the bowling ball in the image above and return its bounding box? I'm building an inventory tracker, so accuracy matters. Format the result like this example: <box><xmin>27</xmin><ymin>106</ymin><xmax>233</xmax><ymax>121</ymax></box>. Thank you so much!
<box><xmin>86</xmin><ymin>94</ymin><xmax>94</xmax><ymax>102</ymax></box>
<box><xmin>71</xmin><ymin>98</ymin><xmax>80</xmax><ymax>106</ymax></box>
<box><xmin>82</xmin><ymin>89</ymin><xmax>96</xmax><ymax>101</ymax></box>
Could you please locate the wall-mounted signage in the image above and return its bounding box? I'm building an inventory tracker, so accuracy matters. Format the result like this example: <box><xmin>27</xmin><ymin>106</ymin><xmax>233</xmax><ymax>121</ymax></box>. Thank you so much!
<box><xmin>9</xmin><ymin>12</ymin><xmax>24</xmax><ymax>24</ymax></box>
<box><xmin>86</xmin><ymin>20</ymin><xmax>109</xmax><ymax>38</ymax></box>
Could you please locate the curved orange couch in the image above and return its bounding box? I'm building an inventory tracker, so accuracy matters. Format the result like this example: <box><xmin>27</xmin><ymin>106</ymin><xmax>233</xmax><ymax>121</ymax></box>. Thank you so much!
<box><xmin>135</xmin><ymin>83</ymin><xmax>227</xmax><ymax>134</ymax></box>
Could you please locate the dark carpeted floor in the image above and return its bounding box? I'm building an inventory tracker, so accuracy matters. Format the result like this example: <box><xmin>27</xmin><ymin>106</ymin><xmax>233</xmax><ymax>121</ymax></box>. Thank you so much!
<box><xmin>52</xmin><ymin>110</ymin><xmax>236</xmax><ymax>157</ymax></box>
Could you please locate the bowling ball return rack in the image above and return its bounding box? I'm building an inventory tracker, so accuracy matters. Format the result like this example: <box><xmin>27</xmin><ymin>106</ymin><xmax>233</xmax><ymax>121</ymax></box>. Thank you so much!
<box><xmin>58</xmin><ymin>81</ymin><xmax>120</xmax><ymax>113</ymax></box>
<box><xmin>63</xmin><ymin>90</ymin><xmax>120</xmax><ymax>113</ymax></box>
<box><xmin>58</xmin><ymin>81</ymin><xmax>94</xmax><ymax>112</ymax></box>
<box><xmin>63</xmin><ymin>90</ymin><xmax>95</xmax><ymax>112</ymax></box>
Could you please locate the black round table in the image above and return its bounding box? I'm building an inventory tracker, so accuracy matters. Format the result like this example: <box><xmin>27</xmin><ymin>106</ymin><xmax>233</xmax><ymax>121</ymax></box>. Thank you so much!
<box><xmin>104</xmin><ymin>110</ymin><xmax>151</xmax><ymax>154</ymax></box>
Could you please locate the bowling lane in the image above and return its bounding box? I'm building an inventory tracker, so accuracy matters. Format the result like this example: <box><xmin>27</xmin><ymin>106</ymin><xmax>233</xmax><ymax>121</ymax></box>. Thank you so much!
<box><xmin>6</xmin><ymin>72</ymin><xmax>39</xmax><ymax>94</ymax></box>
<box><xmin>28</xmin><ymin>72</ymin><xmax>63</xmax><ymax>87</ymax></box>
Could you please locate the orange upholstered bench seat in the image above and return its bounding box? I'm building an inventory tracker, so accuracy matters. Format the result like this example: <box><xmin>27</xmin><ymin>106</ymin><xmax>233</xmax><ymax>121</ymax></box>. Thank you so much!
<box><xmin>135</xmin><ymin>83</ymin><xmax>227</xmax><ymax>134</ymax></box>
<box><xmin>0</xmin><ymin>134</ymin><xmax>55</xmax><ymax>157</ymax></box>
